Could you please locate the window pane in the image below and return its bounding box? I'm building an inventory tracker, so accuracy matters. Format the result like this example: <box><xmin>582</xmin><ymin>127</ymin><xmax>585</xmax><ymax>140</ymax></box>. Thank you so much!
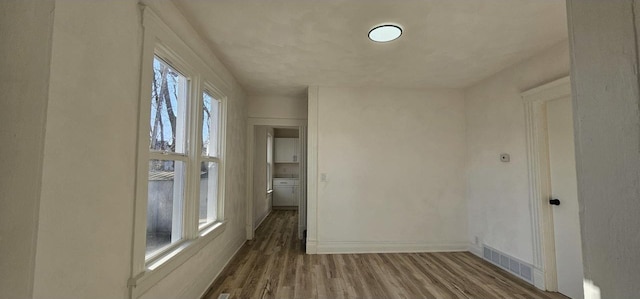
<box><xmin>199</xmin><ymin>161</ymin><xmax>218</xmax><ymax>226</ymax></box>
<box><xmin>202</xmin><ymin>92</ymin><xmax>220</xmax><ymax>157</ymax></box>
<box><xmin>150</xmin><ymin>57</ymin><xmax>187</xmax><ymax>154</ymax></box>
<box><xmin>147</xmin><ymin>159</ymin><xmax>184</xmax><ymax>256</ymax></box>
<box><xmin>267</xmin><ymin>134</ymin><xmax>273</xmax><ymax>190</ymax></box>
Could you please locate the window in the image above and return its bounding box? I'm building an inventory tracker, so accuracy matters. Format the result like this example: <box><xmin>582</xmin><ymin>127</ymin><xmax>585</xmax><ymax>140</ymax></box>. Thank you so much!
<box><xmin>131</xmin><ymin>8</ymin><xmax>229</xmax><ymax>297</ymax></box>
<box><xmin>145</xmin><ymin>54</ymin><xmax>222</xmax><ymax>261</ymax></box>
<box><xmin>200</xmin><ymin>91</ymin><xmax>221</xmax><ymax>227</ymax></box>
<box><xmin>146</xmin><ymin>57</ymin><xmax>188</xmax><ymax>256</ymax></box>
<box><xmin>144</xmin><ymin>55</ymin><xmax>226</xmax><ymax>259</ymax></box>
<box><xmin>266</xmin><ymin>132</ymin><xmax>273</xmax><ymax>191</ymax></box>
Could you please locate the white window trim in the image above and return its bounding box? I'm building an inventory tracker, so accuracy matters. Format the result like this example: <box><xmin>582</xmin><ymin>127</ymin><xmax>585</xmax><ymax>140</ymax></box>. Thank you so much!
<box><xmin>129</xmin><ymin>6</ymin><xmax>230</xmax><ymax>298</ymax></box>
<box><xmin>199</xmin><ymin>83</ymin><xmax>227</xmax><ymax>231</ymax></box>
<box><xmin>266</xmin><ymin>132</ymin><xmax>273</xmax><ymax>192</ymax></box>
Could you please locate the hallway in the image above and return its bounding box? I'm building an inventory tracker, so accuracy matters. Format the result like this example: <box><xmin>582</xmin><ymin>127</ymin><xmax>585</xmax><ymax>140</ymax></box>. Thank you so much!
<box><xmin>203</xmin><ymin>211</ymin><xmax>566</xmax><ymax>299</ymax></box>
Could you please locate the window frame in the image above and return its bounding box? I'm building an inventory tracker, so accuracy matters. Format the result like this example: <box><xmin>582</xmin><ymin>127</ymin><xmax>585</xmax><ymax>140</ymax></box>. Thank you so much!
<box><xmin>144</xmin><ymin>51</ymin><xmax>192</xmax><ymax>263</ymax></box>
<box><xmin>198</xmin><ymin>84</ymin><xmax>227</xmax><ymax>231</ymax></box>
<box><xmin>129</xmin><ymin>7</ymin><xmax>230</xmax><ymax>298</ymax></box>
<box><xmin>266</xmin><ymin>132</ymin><xmax>273</xmax><ymax>192</ymax></box>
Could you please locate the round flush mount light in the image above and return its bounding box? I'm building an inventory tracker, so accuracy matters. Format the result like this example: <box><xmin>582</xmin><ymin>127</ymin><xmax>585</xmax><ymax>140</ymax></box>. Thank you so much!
<box><xmin>368</xmin><ymin>24</ymin><xmax>403</xmax><ymax>43</ymax></box>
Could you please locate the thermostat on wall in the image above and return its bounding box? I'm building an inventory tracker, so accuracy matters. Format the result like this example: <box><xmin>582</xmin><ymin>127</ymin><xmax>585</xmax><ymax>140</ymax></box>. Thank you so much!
<box><xmin>500</xmin><ymin>153</ymin><xmax>510</xmax><ymax>162</ymax></box>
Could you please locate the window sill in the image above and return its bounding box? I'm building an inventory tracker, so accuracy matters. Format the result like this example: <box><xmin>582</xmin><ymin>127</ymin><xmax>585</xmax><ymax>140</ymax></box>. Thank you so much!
<box><xmin>129</xmin><ymin>221</ymin><xmax>227</xmax><ymax>298</ymax></box>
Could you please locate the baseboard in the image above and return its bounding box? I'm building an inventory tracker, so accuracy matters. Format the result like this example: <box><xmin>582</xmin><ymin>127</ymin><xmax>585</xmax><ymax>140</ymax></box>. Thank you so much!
<box><xmin>468</xmin><ymin>243</ymin><xmax>483</xmax><ymax>258</ymax></box>
<box><xmin>306</xmin><ymin>240</ymin><xmax>318</xmax><ymax>254</ymax></box>
<box><xmin>272</xmin><ymin>206</ymin><xmax>298</xmax><ymax>210</ymax></box>
<box><xmin>253</xmin><ymin>208</ymin><xmax>271</xmax><ymax>231</ymax></box>
<box><xmin>533</xmin><ymin>267</ymin><xmax>545</xmax><ymax>290</ymax></box>
<box><xmin>481</xmin><ymin>244</ymin><xmax>536</xmax><ymax>286</ymax></box>
<box><xmin>315</xmin><ymin>241</ymin><xmax>469</xmax><ymax>254</ymax></box>
<box><xmin>198</xmin><ymin>237</ymin><xmax>247</xmax><ymax>299</ymax></box>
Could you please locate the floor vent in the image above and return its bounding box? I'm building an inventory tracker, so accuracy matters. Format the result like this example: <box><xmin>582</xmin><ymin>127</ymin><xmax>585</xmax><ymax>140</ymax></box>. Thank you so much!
<box><xmin>482</xmin><ymin>245</ymin><xmax>533</xmax><ymax>284</ymax></box>
<box><xmin>218</xmin><ymin>293</ymin><xmax>230</xmax><ymax>299</ymax></box>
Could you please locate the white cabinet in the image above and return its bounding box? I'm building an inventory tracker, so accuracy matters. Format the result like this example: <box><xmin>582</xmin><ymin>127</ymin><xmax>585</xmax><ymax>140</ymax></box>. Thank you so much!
<box><xmin>273</xmin><ymin>179</ymin><xmax>299</xmax><ymax>207</ymax></box>
<box><xmin>273</xmin><ymin>186</ymin><xmax>295</xmax><ymax>206</ymax></box>
<box><xmin>274</xmin><ymin>138</ymin><xmax>298</xmax><ymax>163</ymax></box>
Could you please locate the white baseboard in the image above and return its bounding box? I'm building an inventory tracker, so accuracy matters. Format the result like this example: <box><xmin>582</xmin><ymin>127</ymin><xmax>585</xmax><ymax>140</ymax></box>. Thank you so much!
<box><xmin>306</xmin><ymin>240</ymin><xmax>318</xmax><ymax>254</ymax></box>
<box><xmin>533</xmin><ymin>266</ymin><xmax>545</xmax><ymax>290</ymax></box>
<box><xmin>468</xmin><ymin>243</ymin><xmax>483</xmax><ymax>258</ymax></box>
<box><xmin>253</xmin><ymin>208</ymin><xmax>271</xmax><ymax>231</ymax></box>
<box><xmin>315</xmin><ymin>241</ymin><xmax>469</xmax><ymax>254</ymax></box>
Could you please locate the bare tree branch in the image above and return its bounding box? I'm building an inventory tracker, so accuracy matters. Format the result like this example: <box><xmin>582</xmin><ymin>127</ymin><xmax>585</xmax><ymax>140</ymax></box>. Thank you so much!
<box><xmin>150</xmin><ymin>65</ymin><xmax>164</xmax><ymax>150</ymax></box>
<box><xmin>161</xmin><ymin>67</ymin><xmax>177</xmax><ymax>151</ymax></box>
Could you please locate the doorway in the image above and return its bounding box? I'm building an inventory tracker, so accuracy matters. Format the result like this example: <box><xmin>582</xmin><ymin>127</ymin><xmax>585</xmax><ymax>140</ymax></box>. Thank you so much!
<box><xmin>270</xmin><ymin>128</ymin><xmax>301</xmax><ymax>211</ymax></box>
<box><xmin>522</xmin><ymin>77</ymin><xmax>584</xmax><ymax>298</ymax></box>
<box><xmin>245</xmin><ymin>118</ymin><xmax>307</xmax><ymax>242</ymax></box>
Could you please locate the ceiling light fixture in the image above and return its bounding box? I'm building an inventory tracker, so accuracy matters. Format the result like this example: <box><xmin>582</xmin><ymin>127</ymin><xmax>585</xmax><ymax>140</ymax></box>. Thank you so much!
<box><xmin>368</xmin><ymin>24</ymin><xmax>403</xmax><ymax>43</ymax></box>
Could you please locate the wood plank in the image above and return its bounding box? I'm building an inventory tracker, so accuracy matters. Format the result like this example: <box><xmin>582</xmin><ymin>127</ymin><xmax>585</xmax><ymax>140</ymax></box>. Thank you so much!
<box><xmin>202</xmin><ymin>210</ymin><xmax>568</xmax><ymax>299</ymax></box>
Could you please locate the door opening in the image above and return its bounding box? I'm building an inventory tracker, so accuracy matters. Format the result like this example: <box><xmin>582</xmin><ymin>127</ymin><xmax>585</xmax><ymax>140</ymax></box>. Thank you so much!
<box><xmin>245</xmin><ymin>118</ymin><xmax>307</xmax><ymax>243</ymax></box>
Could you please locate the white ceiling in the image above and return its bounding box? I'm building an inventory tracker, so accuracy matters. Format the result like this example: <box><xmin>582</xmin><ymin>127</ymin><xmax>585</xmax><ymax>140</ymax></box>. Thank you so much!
<box><xmin>176</xmin><ymin>0</ymin><xmax>567</xmax><ymax>97</ymax></box>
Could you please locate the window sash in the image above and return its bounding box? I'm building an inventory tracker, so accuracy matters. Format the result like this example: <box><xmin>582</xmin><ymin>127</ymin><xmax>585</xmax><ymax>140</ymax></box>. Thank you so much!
<box><xmin>197</xmin><ymin>154</ymin><xmax>221</xmax><ymax>230</ymax></box>
<box><xmin>148</xmin><ymin>152</ymin><xmax>189</xmax><ymax>162</ymax></box>
<box><xmin>197</xmin><ymin>160</ymin><xmax>219</xmax><ymax>229</ymax></box>
<box><xmin>201</xmin><ymin>91</ymin><xmax>222</xmax><ymax>159</ymax></box>
<box><xmin>149</xmin><ymin>55</ymin><xmax>190</xmax><ymax>154</ymax></box>
<box><xmin>146</xmin><ymin>159</ymin><xmax>187</xmax><ymax>258</ymax></box>
<box><xmin>195</xmin><ymin>88</ymin><xmax>224</xmax><ymax>230</ymax></box>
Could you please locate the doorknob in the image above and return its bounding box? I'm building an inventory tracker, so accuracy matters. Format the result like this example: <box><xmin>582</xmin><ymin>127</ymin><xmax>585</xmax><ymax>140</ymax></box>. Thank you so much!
<box><xmin>549</xmin><ymin>199</ymin><xmax>561</xmax><ymax>206</ymax></box>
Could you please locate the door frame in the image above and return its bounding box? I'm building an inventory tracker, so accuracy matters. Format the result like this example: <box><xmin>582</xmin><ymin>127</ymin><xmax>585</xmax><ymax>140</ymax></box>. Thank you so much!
<box><xmin>245</xmin><ymin>117</ymin><xmax>307</xmax><ymax>240</ymax></box>
<box><xmin>298</xmin><ymin>126</ymin><xmax>307</xmax><ymax>240</ymax></box>
<box><xmin>521</xmin><ymin>76</ymin><xmax>572</xmax><ymax>291</ymax></box>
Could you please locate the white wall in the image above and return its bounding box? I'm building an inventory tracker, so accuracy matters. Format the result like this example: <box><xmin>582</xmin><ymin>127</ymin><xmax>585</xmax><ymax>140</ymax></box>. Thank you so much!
<box><xmin>464</xmin><ymin>41</ymin><xmax>569</xmax><ymax>263</ymax></box>
<box><xmin>248</xmin><ymin>95</ymin><xmax>308</xmax><ymax>119</ymax></box>
<box><xmin>32</xmin><ymin>2</ymin><xmax>140</xmax><ymax>297</ymax></box>
<box><xmin>568</xmin><ymin>1</ymin><xmax>640</xmax><ymax>297</ymax></box>
<box><xmin>312</xmin><ymin>87</ymin><xmax>468</xmax><ymax>253</ymax></box>
<box><xmin>253</xmin><ymin>126</ymin><xmax>273</xmax><ymax>228</ymax></box>
<box><xmin>29</xmin><ymin>1</ymin><xmax>248</xmax><ymax>299</ymax></box>
<box><xmin>0</xmin><ymin>1</ymin><xmax>54</xmax><ymax>298</ymax></box>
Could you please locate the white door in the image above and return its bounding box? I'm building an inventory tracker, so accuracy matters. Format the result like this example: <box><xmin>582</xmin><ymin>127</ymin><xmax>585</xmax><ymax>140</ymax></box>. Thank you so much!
<box><xmin>546</xmin><ymin>97</ymin><xmax>584</xmax><ymax>299</ymax></box>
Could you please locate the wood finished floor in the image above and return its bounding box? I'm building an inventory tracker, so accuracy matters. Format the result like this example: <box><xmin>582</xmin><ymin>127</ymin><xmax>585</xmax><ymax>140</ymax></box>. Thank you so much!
<box><xmin>203</xmin><ymin>210</ymin><xmax>567</xmax><ymax>299</ymax></box>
